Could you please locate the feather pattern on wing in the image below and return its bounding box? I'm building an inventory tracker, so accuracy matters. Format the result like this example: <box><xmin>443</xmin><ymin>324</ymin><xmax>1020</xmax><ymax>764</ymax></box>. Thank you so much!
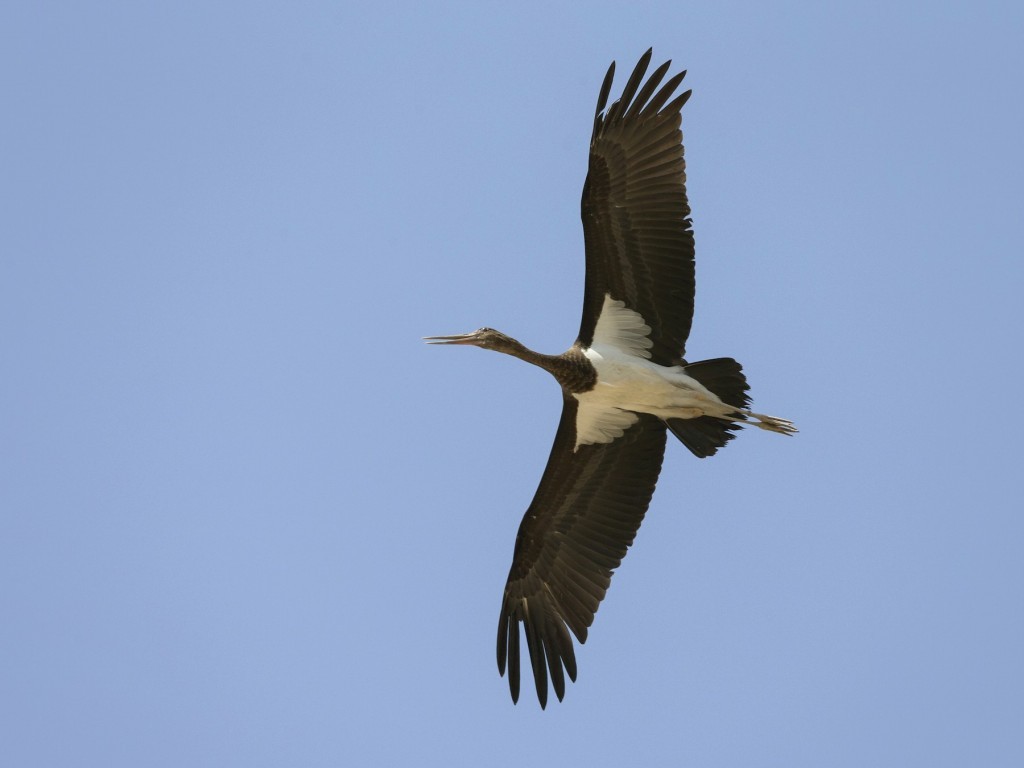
<box><xmin>497</xmin><ymin>397</ymin><xmax>667</xmax><ymax>707</ymax></box>
<box><xmin>579</xmin><ymin>48</ymin><xmax>695</xmax><ymax>365</ymax></box>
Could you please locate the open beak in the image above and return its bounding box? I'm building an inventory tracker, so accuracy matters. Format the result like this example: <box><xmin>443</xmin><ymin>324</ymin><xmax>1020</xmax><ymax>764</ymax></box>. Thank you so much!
<box><xmin>423</xmin><ymin>332</ymin><xmax>481</xmax><ymax>346</ymax></box>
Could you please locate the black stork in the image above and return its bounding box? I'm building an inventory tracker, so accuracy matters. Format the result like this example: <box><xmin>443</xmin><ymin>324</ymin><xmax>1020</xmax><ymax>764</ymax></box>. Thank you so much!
<box><xmin>426</xmin><ymin>49</ymin><xmax>796</xmax><ymax>708</ymax></box>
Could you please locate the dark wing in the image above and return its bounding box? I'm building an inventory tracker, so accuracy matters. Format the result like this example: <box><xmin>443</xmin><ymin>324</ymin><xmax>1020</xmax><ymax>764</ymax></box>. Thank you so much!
<box><xmin>497</xmin><ymin>395</ymin><xmax>667</xmax><ymax>707</ymax></box>
<box><xmin>579</xmin><ymin>49</ymin><xmax>695</xmax><ymax>365</ymax></box>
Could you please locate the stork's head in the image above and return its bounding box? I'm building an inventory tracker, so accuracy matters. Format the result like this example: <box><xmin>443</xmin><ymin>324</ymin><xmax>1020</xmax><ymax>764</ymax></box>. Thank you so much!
<box><xmin>424</xmin><ymin>327</ymin><xmax>518</xmax><ymax>353</ymax></box>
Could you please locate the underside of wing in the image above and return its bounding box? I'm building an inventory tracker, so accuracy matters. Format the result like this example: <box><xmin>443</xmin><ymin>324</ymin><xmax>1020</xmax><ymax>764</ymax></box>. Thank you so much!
<box><xmin>497</xmin><ymin>396</ymin><xmax>667</xmax><ymax>707</ymax></box>
<box><xmin>580</xmin><ymin>49</ymin><xmax>696</xmax><ymax>365</ymax></box>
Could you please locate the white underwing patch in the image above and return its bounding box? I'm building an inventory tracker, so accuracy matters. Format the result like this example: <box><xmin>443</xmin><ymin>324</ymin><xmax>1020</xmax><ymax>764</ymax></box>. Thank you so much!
<box><xmin>573</xmin><ymin>401</ymin><xmax>639</xmax><ymax>450</ymax></box>
<box><xmin>590</xmin><ymin>295</ymin><xmax>652</xmax><ymax>359</ymax></box>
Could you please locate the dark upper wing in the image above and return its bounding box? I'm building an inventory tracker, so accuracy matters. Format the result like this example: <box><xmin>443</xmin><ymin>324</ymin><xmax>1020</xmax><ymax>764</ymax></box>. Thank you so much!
<box><xmin>497</xmin><ymin>395</ymin><xmax>667</xmax><ymax>707</ymax></box>
<box><xmin>579</xmin><ymin>49</ymin><xmax>695</xmax><ymax>365</ymax></box>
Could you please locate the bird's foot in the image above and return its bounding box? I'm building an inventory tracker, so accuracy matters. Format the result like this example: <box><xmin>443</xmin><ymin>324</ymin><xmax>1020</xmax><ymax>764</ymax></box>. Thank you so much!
<box><xmin>748</xmin><ymin>412</ymin><xmax>798</xmax><ymax>435</ymax></box>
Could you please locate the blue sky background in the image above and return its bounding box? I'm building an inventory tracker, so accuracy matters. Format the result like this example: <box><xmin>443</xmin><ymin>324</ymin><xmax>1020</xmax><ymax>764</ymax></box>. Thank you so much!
<box><xmin>3</xmin><ymin>2</ymin><xmax>1022</xmax><ymax>766</ymax></box>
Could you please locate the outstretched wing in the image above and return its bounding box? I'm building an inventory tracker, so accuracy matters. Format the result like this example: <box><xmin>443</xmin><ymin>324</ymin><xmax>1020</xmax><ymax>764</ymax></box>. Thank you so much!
<box><xmin>497</xmin><ymin>395</ymin><xmax>667</xmax><ymax>707</ymax></box>
<box><xmin>579</xmin><ymin>49</ymin><xmax>695</xmax><ymax>365</ymax></box>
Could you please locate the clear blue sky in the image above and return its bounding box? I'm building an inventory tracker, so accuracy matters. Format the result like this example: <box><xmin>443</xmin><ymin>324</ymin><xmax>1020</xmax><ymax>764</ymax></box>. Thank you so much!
<box><xmin>3</xmin><ymin>2</ymin><xmax>1022</xmax><ymax>766</ymax></box>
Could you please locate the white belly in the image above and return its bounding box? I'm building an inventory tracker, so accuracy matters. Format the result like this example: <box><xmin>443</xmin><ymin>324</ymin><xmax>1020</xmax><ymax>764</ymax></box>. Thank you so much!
<box><xmin>571</xmin><ymin>344</ymin><xmax>730</xmax><ymax>449</ymax></box>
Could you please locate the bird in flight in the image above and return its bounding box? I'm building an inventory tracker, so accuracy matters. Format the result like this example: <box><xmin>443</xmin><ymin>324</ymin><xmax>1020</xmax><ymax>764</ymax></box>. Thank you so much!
<box><xmin>426</xmin><ymin>49</ymin><xmax>796</xmax><ymax>708</ymax></box>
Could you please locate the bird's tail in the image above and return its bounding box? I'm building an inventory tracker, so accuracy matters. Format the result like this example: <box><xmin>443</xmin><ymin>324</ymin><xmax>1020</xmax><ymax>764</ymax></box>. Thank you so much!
<box><xmin>666</xmin><ymin>358</ymin><xmax>750</xmax><ymax>458</ymax></box>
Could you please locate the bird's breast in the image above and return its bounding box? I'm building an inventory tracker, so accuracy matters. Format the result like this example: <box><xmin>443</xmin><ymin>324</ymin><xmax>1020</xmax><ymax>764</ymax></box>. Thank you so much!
<box><xmin>570</xmin><ymin>348</ymin><xmax>719</xmax><ymax>450</ymax></box>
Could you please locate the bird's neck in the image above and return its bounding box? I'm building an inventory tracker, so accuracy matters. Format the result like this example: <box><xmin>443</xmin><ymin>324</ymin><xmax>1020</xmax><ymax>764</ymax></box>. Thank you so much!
<box><xmin>499</xmin><ymin>341</ymin><xmax>596</xmax><ymax>394</ymax></box>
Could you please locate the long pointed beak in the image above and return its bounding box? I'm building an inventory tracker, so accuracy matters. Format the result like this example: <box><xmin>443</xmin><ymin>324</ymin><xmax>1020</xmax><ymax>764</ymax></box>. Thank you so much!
<box><xmin>423</xmin><ymin>332</ymin><xmax>479</xmax><ymax>345</ymax></box>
